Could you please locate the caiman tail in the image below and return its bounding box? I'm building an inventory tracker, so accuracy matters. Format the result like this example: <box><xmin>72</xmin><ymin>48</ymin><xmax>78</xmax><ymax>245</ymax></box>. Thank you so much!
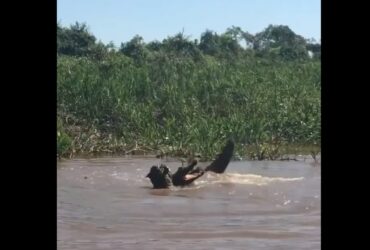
<box><xmin>204</xmin><ymin>139</ymin><xmax>235</xmax><ymax>173</ymax></box>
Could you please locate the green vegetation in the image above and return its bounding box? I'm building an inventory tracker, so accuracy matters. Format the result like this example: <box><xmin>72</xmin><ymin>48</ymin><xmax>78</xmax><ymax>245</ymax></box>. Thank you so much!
<box><xmin>57</xmin><ymin>22</ymin><xmax>320</xmax><ymax>160</ymax></box>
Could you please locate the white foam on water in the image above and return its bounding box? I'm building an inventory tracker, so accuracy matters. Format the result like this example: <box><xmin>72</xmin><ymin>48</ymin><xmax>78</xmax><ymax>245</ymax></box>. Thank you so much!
<box><xmin>197</xmin><ymin>173</ymin><xmax>304</xmax><ymax>186</ymax></box>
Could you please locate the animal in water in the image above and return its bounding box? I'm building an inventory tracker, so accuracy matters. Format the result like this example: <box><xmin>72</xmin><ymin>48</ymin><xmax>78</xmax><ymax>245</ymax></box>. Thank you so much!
<box><xmin>146</xmin><ymin>139</ymin><xmax>235</xmax><ymax>189</ymax></box>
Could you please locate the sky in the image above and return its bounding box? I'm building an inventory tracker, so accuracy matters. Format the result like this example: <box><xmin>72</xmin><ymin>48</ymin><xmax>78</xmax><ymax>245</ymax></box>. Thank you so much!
<box><xmin>57</xmin><ymin>0</ymin><xmax>321</xmax><ymax>47</ymax></box>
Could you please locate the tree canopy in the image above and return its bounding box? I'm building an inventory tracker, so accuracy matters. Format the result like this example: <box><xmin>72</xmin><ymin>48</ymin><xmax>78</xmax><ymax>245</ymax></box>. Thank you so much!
<box><xmin>57</xmin><ymin>22</ymin><xmax>321</xmax><ymax>61</ymax></box>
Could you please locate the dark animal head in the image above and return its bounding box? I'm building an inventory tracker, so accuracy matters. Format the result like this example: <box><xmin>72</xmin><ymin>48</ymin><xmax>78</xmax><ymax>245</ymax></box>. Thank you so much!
<box><xmin>146</xmin><ymin>165</ymin><xmax>171</xmax><ymax>189</ymax></box>
<box><xmin>146</xmin><ymin>165</ymin><xmax>160</xmax><ymax>178</ymax></box>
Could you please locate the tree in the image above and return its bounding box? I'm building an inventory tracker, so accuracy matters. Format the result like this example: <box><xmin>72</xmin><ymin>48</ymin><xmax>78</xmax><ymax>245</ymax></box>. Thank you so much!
<box><xmin>89</xmin><ymin>41</ymin><xmax>109</xmax><ymax>60</ymax></box>
<box><xmin>306</xmin><ymin>42</ymin><xmax>321</xmax><ymax>59</ymax></box>
<box><xmin>119</xmin><ymin>35</ymin><xmax>148</xmax><ymax>62</ymax></box>
<box><xmin>199</xmin><ymin>30</ymin><xmax>221</xmax><ymax>56</ymax></box>
<box><xmin>57</xmin><ymin>22</ymin><xmax>97</xmax><ymax>56</ymax></box>
<box><xmin>219</xmin><ymin>31</ymin><xmax>243</xmax><ymax>57</ymax></box>
<box><xmin>225</xmin><ymin>26</ymin><xmax>255</xmax><ymax>49</ymax></box>
<box><xmin>161</xmin><ymin>32</ymin><xmax>201</xmax><ymax>58</ymax></box>
<box><xmin>146</xmin><ymin>40</ymin><xmax>162</xmax><ymax>52</ymax></box>
<box><xmin>253</xmin><ymin>25</ymin><xmax>308</xmax><ymax>60</ymax></box>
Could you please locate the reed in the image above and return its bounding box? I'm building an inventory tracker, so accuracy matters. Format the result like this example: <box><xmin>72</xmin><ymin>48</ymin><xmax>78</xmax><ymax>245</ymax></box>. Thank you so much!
<box><xmin>57</xmin><ymin>53</ymin><xmax>320</xmax><ymax>160</ymax></box>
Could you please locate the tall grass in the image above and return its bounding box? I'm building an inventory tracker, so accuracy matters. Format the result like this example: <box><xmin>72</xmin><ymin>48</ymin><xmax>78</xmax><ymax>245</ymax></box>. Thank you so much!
<box><xmin>57</xmin><ymin>53</ymin><xmax>320</xmax><ymax>159</ymax></box>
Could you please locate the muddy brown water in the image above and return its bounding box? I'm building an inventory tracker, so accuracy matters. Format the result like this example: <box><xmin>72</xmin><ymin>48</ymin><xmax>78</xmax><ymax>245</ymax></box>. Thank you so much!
<box><xmin>57</xmin><ymin>157</ymin><xmax>320</xmax><ymax>250</ymax></box>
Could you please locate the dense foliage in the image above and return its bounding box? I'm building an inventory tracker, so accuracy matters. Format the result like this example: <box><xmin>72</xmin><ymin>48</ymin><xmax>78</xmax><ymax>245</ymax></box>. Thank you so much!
<box><xmin>57</xmin><ymin>22</ymin><xmax>320</xmax><ymax>160</ymax></box>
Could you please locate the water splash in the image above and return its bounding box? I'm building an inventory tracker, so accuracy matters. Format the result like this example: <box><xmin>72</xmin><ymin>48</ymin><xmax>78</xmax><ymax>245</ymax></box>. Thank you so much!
<box><xmin>197</xmin><ymin>173</ymin><xmax>304</xmax><ymax>186</ymax></box>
